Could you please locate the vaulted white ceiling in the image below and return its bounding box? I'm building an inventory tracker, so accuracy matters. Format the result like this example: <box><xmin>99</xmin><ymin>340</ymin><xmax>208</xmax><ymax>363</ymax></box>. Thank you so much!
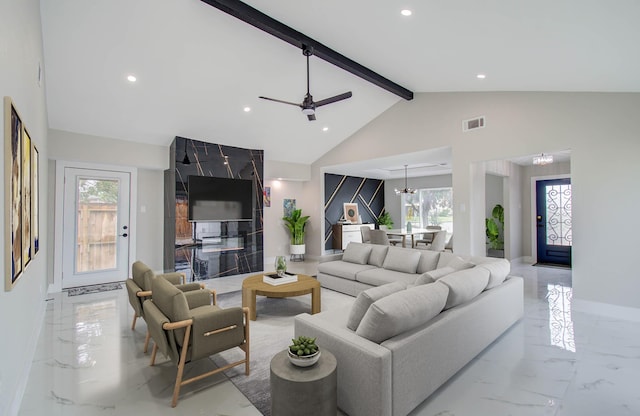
<box><xmin>40</xmin><ymin>0</ymin><xmax>640</xmax><ymax>169</ymax></box>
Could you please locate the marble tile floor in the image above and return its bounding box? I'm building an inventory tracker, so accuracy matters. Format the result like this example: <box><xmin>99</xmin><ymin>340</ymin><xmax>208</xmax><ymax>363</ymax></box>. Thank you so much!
<box><xmin>18</xmin><ymin>260</ymin><xmax>640</xmax><ymax>415</ymax></box>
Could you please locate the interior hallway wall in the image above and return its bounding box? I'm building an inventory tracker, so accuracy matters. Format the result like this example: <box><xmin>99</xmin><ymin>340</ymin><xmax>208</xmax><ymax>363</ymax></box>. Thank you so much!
<box><xmin>0</xmin><ymin>0</ymin><xmax>50</xmax><ymax>414</ymax></box>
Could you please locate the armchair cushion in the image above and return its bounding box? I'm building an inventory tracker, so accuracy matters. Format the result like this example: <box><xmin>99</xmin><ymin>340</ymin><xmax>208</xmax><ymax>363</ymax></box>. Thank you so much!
<box><xmin>184</xmin><ymin>290</ymin><xmax>213</xmax><ymax>309</ymax></box>
<box><xmin>152</xmin><ymin>277</ymin><xmax>191</xmax><ymax>325</ymax></box>
<box><xmin>132</xmin><ymin>261</ymin><xmax>155</xmax><ymax>290</ymax></box>
<box><xmin>158</xmin><ymin>272</ymin><xmax>184</xmax><ymax>285</ymax></box>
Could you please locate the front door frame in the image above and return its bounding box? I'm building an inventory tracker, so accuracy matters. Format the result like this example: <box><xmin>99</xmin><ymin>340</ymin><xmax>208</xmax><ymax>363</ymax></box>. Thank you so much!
<box><xmin>529</xmin><ymin>174</ymin><xmax>571</xmax><ymax>264</ymax></box>
<box><xmin>52</xmin><ymin>161</ymin><xmax>137</xmax><ymax>293</ymax></box>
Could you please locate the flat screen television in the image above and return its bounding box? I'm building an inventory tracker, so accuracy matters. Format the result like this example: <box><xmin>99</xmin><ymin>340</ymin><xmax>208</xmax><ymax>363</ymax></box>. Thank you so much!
<box><xmin>188</xmin><ymin>176</ymin><xmax>253</xmax><ymax>222</ymax></box>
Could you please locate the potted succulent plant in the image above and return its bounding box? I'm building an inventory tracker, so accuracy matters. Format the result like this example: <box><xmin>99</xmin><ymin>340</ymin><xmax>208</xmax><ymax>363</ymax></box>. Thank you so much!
<box><xmin>282</xmin><ymin>208</ymin><xmax>310</xmax><ymax>258</ymax></box>
<box><xmin>287</xmin><ymin>335</ymin><xmax>320</xmax><ymax>367</ymax></box>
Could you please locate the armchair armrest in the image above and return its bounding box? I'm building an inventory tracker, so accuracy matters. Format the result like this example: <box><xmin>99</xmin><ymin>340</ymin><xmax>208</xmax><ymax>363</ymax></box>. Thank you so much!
<box><xmin>175</xmin><ymin>282</ymin><xmax>204</xmax><ymax>292</ymax></box>
<box><xmin>159</xmin><ymin>272</ymin><xmax>186</xmax><ymax>285</ymax></box>
<box><xmin>191</xmin><ymin>306</ymin><xmax>247</xmax><ymax>360</ymax></box>
<box><xmin>183</xmin><ymin>289</ymin><xmax>215</xmax><ymax>309</ymax></box>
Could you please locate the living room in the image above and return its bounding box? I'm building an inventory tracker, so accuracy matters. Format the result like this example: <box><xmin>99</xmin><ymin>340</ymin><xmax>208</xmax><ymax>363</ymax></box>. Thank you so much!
<box><xmin>2</xmin><ymin>1</ymin><xmax>640</xmax><ymax>415</ymax></box>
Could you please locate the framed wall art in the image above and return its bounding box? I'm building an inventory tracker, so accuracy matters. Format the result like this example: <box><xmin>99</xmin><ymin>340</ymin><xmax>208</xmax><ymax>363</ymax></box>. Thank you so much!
<box><xmin>32</xmin><ymin>145</ymin><xmax>39</xmax><ymax>254</ymax></box>
<box><xmin>22</xmin><ymin>127</ymin><xmax>32</xmax><ymax>268</ymax></box>
<box><xmin>4</xmin><ymin>96</ymin><xmax>23</xmax><ymax>290</ymax></box>
<box><xmin>343</xmin><ymin>203</ymin><xmax>359</xmax><ymax>223</ymax></box>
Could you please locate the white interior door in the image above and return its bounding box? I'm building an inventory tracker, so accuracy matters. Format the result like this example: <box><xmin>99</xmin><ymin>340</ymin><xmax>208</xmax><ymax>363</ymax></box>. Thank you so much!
<box><xmin>62</xmin><ymin>168</ymin><xmax>131</xmax><ymax>288</ymax></box>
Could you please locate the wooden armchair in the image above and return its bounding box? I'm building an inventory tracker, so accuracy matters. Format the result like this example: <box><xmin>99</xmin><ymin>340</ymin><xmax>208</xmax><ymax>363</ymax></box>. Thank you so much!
<box><xmin>125</xmin><ymin>260</ymin><xmax>205</xmax><ymax>352</ymax></box>
<box><xmin>143</xmin><ymin>277</ymin><xmax>250</xmax><ymax>407</ymax></box>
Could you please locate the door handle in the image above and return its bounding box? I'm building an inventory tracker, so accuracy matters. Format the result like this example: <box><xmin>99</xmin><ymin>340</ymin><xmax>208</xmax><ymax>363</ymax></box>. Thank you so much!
<box><xmin>120</xmin><ymin>233</ymin><xmax>128</xmax><ymax>237</ymax></box>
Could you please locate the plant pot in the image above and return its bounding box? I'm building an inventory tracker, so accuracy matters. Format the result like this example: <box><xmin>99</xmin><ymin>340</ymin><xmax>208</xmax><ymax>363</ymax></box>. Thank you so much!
<box><xmin>487</xmin><ymin>248</ymin><xmax>504</xmax><ymax>258</ymax></box>
<box><xmin>290</xmin><ymin>244</ymin><xmax>305</xmax><ymax>255</ymax></box>
<box><xmin>288</xmin><ymin>349</ymin><xmax>321</xmax><ymax>367</ymax></box>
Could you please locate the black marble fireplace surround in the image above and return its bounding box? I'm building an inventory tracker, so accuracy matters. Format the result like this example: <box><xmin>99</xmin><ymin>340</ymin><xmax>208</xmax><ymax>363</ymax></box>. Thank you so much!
<box><xmin>164</xmin><ymin>136</ymin><xmax>264</xmax><ymax>281</ymax></box>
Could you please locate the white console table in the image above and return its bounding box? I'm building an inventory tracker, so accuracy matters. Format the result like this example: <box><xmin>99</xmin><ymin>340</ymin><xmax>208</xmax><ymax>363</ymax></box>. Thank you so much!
<box><xmin>332</xmin><ymin>223</ymin><xmax>374</xmax><ymax>250</ymax></box>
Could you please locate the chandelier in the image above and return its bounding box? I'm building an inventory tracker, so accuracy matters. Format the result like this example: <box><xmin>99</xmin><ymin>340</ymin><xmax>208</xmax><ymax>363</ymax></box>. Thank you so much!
<box><xmin>395</xmin><ymin>165</ymin><xmax>416</xmax><ymax>194</ymax></box>
<box><xmin>533</xmin><ymin>153</ymin><xmax>553</xmax><ymax>166</ymax></box>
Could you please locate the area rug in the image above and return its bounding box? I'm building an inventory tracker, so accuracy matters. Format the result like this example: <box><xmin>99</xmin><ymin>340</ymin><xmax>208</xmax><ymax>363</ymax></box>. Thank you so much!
<box><xmin>212</xmin><ymin>287</ymin><xmax>354</xmax><ymax>415</ymax></box>
<box><xmin>66</xmin><ymin>282</ymin><xmax>123</xmax><ymax>297</ymax></box>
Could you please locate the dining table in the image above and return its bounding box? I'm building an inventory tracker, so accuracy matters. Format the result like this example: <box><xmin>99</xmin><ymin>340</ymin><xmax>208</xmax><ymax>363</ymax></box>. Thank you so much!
<box><xmin>384</xmin><ymin>228</ymin><xmax>441</xmax><ymax>248</ymax></box>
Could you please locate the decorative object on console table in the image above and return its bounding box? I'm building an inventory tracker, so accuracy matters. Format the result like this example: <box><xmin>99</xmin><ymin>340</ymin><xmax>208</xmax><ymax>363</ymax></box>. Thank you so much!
<box><xmin>282</xmin><ymin>208</ymin><xmax>309</xmax><ymax>261</ymax></box>
<box><xmin>343</xmin><ymin>202</ymin><xmax>359</xmax><ymax>223</ymax></box>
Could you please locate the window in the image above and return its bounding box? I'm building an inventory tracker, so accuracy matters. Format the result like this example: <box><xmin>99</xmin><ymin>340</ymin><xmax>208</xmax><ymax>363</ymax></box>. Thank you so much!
<box><xmin>404</xmin><ymin>187</ymin><xmax>453</xmax><ymax>233</ymax></box>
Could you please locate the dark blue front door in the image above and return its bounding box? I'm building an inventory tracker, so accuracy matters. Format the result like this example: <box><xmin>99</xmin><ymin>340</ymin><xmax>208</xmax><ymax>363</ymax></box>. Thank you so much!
<box><xmin>536</xmin><ymin>178</ymin><xmax>572</xmax><ymax>266</ymax></box>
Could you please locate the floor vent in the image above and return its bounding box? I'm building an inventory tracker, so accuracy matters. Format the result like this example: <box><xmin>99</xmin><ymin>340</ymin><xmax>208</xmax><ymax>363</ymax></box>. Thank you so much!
<box><xmin>462</xmin><ymin>116</ymin><xmax>486</xmax><ymax>132</ymax></box>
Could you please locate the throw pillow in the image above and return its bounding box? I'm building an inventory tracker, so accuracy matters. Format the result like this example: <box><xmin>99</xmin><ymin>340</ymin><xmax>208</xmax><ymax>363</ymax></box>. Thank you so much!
<box><xmin>356</xmin><ymin>282</ymin><xmax>449</xmax><ymax>343</ymax></box>
<box><xmin>479</xmin><ymin>259</ymin><xmax>511</xmax><ymax>289</ymax></box>
<box><xmin>438</xmin><ymin>267</ymin><xmax>490</xmax><ymax>309</ymax></box>
<box><xmin>414</xmin><ymin>272</ymin><xmax>435</xmax><ymax>286</ymax></box>
<box><xmin>382</xmin><ymin>246</ymin><xmax>422</xmax><ymax>274</ymax></box>
<box><xmin>425</xmin><ymin>266</ymin><xmax>456</xmax><ymax>280</ymax></box>
<box><xmin>416</xmin><ymin>250</ymin><xmax>441</xmax><ymax>274</ymax></box>
<box><xmin>367</xmin><ymin>244</ymin><xmax>389</xmax><ymax>267</ymax></box>
<box><xmin>448</xmin><ymin>256</ymin><xmax>475</xmax><ymax>271</ymax></box>
<box><xmin>342</xmin><ymin>243</ymin><xmax>373</xmax><ymax>265</ymax></box>
<box><xmin>346</xmin><ymin>281</ymin><xmax>407</xmax><ymax>331</ymax></box>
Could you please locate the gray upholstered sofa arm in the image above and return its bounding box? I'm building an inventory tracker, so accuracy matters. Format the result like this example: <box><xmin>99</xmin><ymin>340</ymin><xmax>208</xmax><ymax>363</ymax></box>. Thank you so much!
<box><xmin>295</xmin><ymin>311</ymin><xmax>393</xmax><ymax>416</ymax></box>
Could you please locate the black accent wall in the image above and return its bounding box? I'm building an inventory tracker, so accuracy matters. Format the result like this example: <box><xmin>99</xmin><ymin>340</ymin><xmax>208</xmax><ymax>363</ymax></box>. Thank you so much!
<box><xmin>324</xmin><ymin>173</ymin><xmax>385</xmax><ymax>250</ymax></box>
<box><xmin>164</xmin><ymin>136</ymin><xmax>264</xmax><ymax>281</ymax></box>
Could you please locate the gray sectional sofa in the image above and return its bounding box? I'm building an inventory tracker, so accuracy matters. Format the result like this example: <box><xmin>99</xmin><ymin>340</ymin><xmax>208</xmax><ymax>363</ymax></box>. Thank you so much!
<box><xmin>294</xmin><ymin>242</ymin><xmax>524</xmax><ymax>416</ymax></box>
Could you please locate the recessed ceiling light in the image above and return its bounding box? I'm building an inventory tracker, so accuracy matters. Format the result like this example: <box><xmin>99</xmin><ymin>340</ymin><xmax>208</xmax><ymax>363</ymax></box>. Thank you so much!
<box><xmin>476</xmin><ymin>74</ymin><xmax>486</xmax><ymax>79</ymax></box>
<box><xmin>401</xmin><ymin>9</ymin><xmax>412</xmax><ymax>16</ymax></box>
<box><xmin>127</xmin><ymin>74</ymin><xmax>137</xmax><ymax>82</ymax></box>
<box><xmin>243</xmin><ymin>106</ymin><xmax>251</xmax><ymax>112</ymax></box>
<box><xmin>322</xmin><ymin>126</ymin><xmax>329</xmax><ymax>132</ymax></box>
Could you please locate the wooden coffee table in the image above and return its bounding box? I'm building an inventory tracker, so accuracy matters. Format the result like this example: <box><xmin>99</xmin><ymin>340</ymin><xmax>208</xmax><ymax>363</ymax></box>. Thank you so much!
<box><xmin>242</xmin><ymin>274</ymin><xmax>321</xmax><ymax>321</ymax></box>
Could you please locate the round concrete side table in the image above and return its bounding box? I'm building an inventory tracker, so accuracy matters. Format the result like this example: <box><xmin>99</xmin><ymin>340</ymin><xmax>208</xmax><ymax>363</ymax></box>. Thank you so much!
<box><xmin>270</xmin><ymin>349</ymin><xmax>337</xmax><ymax>416</ymax></box>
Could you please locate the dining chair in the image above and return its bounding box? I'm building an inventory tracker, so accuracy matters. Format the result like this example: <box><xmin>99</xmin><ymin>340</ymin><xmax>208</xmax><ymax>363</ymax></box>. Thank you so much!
<box><xmin>370</xmin><ymin>229</ymin><xmax>391</xmax><ymax>245</ymax></box>
<box><xmin>360</xmin><ymin>226</ymin><xmax>372</xmax><ymax>243</ymax></box>
<box><xmin>426</xmin><ymin>230</ymin><xmax>447</xmax><ymax>251</ymax></box>
<box><xmin>415</xmin><ymin>225</ymin><xmax>442</xmax><ymax>246</ymax></box>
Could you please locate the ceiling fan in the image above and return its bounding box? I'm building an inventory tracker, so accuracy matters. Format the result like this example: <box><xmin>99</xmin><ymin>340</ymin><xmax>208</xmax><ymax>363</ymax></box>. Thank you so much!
<box><xmin>259</xmin><ymin>47</ymin><xmax>352</xmax><ymax>121</ymax></box>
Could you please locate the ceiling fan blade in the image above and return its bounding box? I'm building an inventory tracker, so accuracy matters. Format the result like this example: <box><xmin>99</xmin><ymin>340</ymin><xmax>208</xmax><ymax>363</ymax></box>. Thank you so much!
<box><xmin>314</xmin><ymin>91</ymin><xmax>352</xmax><ymax>108</ymax></box>
<box><xmin>307</xmin><ymin>113</ymin><xmax>316</xmax><ymax>121</ymax></box>
<box><xmin>259</xmin><ymin>96</ymin><xmax>302</xmax><ymax>107</ymax></box>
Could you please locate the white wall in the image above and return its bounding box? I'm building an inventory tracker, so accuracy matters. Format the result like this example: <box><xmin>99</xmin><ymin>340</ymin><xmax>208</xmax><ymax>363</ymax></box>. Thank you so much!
<box><xmin>0</xmin><ymin>0</ymin><xmax>49</xmax><ymax>414</ymax></box>
<box><xmin>263</xmin><ymin>179</ymin><xmax>306</xmax><ymax>262</ymax></box>
<box><xmin>309</xmin><ymin>92</ymin><xmax>640</xmax><ymax>310</ymax></box>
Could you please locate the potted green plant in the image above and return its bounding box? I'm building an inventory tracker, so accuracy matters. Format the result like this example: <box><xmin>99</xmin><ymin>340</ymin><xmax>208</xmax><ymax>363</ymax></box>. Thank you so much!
<box><xmin>288</xmin><ymin>335</ymin><xmax>320</xmax><ymax>367</ymax></box>
<box><xmin>376</xmin><ymin>211</ymin><xmax>394</xmax><ymax>230</ymax></box>
<box><xmin>485</xmin><ymin>204</ymin><xmax>504</xmax><ymax>257</ymax></box>
<box><xmin>282</xmin><ymin>208</ymin><xmax>310</xmax><ymax>258</ymax></box>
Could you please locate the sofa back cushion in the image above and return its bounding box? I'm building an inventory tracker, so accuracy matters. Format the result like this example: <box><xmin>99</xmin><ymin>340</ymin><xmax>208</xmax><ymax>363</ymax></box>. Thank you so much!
<box><xmin>346</xmin><ymin>281</ymin><xmax>407</xmax><ymax>331</ymax></box>
<box><xmin>478</xmin><ymin>259</ymin><xmax>511</xmax><ymax>289</ymax></box>
<box><xmin>356</xmin><ymin>282</ymin><xmax>449</xmax><ymax>343</ymax></box>
<box><xmin>438</xmin><ymin>267</ymin><xmax>490</xmax><ymax>309</ymax></box>
<box><xmin>437</xmin><ymin>252</ymin><xmax>475</xmax><ymax>271</ymax></box>
<box><xmin>382</xmin><ymin>246</ymin><xmax>422</xmax><ymax>274</ymax></box>
<box><xmin>367</xmin><ymin>244</ymin><xmax>389</xmax><ymax>267</ymax></box>
<box><xmin>414</xmin><ymin>266</ymin><xmax>456</xmax><ymax>285</ymax></box>
<box><xmin>416</xmin><ymin>250</ymin><xmax>441</xmax><ymax>274</ymax></box>
<box><xmin>342</xmin><ymin>243</ymin><xmax>372</xmax><ymax>265</ymax></box>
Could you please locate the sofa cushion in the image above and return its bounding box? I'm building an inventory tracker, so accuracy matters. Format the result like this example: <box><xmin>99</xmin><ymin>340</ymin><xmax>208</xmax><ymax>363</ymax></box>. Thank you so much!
<box><xmin>382</xmin><ymin>246</ymin><xmax>422</xmax><ymax>274</ymax></box>
<box><xmin>438</xmin><ymin>267</ymin><xmax>490</xmax><ymax>309</ymax></box>
<box><xmin>478</xmin><ymin>259</ymin><xmax>511</xmax><ymax>289</ymax></box>
<box><xmin>416</xmin><ymin>250</ymin><xmax>441</xmax><ymax>274</ymax></box>
<box><xmin>343</xmin><ymin>243</ymin><xmax>373</xmax><ymax>265</ymax></box>
<box><xmin>356</xmin><ymin>282</ymin><xmax>449</xmax><ymax>343</ymax></box>
<box><xmin>414</xmin><ymin>266</ymin><xmax>456</xmax><ymax>285</ymax></box>
<box><xmin>317</xmin><ymin>260</ymin><xmax>377</xmax><ymax>281</ymax></box>
<box><xmin>367</xmin><ymin>244</ymin><xmax>389</xmax><ymax>267</ymax></box>
<box><xmin>346</xmin><ymin>281</ymin><xmax>407</xmax><ymax>331</ymax></box>
<box><xmin>356</xmin><ymin>268</ymin><xmax>419</xmax><ymax>287</ymax></box>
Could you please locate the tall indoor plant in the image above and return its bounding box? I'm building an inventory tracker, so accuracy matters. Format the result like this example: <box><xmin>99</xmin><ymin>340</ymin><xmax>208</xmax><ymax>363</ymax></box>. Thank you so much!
<box><xmin>283</xmin><ymin>208</ymin><xmax>310</xmax><ymax>258</ymax></box>
<box><xmin>485</xmin><ymin>204</ymin><xmax>504</xmax><ymax>257</ymax></box>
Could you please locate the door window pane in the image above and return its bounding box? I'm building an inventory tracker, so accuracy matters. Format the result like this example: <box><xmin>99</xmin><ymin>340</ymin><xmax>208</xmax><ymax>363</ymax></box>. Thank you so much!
<box><xmin>76</xmin><ymin>178</ymin><xmax>119</xmax><ymax>272</ymax></box>
<box><xmin>545</xmin><ymin>184</ymin><xmax>572</xmax><ymax>246</ymax></box>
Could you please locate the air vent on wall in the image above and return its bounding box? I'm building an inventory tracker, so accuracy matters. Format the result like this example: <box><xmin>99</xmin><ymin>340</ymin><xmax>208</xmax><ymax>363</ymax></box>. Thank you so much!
<box><xmin>462</xmin><ymin>116</ymin><xmax>486</xmax><ymax>132</ymax></box>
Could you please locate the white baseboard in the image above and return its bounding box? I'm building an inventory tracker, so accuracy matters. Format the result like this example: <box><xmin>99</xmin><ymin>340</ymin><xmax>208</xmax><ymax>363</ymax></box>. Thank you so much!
<box><xmin>573</xmin><ymin>298</ymin><xmax>640</xmax><ymax>322</ymax></box>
